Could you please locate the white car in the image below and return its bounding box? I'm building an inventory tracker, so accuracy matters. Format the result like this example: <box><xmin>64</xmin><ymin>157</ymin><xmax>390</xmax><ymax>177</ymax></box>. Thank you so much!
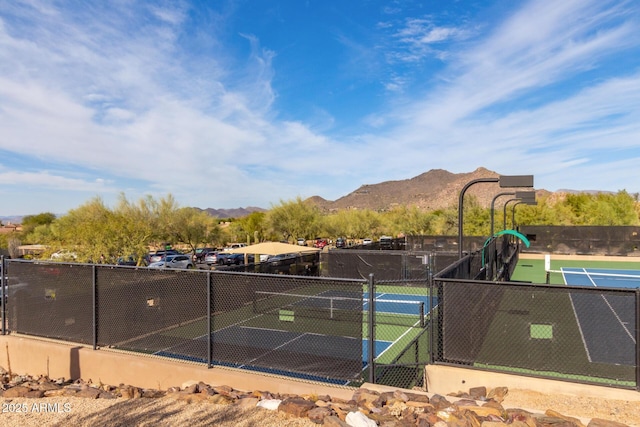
<box><xmin>203</xmin><ymin>252</ymin><xmax>219</xmax><ymax>265</ymax></box>
<box><xmin>362</xmin><ymin>238</ymin><xmax>373</xmax><ymax>245</ymax></box>
<box><xmin>148</xmin><ymin>254</ymin><xmax>194</xmax><ymax>269</ymax></box>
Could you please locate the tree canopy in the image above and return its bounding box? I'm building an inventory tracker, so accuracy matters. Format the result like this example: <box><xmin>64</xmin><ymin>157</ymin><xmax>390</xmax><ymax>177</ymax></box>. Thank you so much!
<box><xmin>5</xmin><ymin>190</ymin><xmax>639</xmax><ymax>262</ymax></box>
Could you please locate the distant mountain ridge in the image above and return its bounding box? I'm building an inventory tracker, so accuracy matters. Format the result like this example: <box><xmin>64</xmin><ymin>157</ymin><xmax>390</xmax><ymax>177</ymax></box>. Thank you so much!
<box><xmin>202</xmin><ymin>168</ymin><xmax>550</xmax><ymax>216</ymax></box>
<box><xmin>3</xmin><ymin>168</ymin><xmax>615</xmax><ymax>223</ymax></box>
<box><xmin>307</xmin><ymin>167</ymin><xmax>548</xmax><ymax>212</ymax></box>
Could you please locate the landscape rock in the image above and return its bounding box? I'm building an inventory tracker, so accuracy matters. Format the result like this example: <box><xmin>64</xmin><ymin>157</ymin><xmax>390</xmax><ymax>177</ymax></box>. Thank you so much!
<box><xmin>345</xmin><ymin>410</ymin><xmax>377</xmax><ymax>427</ymax></box>
<box><xmin>307</xmin><ymin>406</ymin><xmax>334</xmax><ymax>423</ymax></box>
<box><xmin>0</xmin><ymin>367</ymin><xmax>634</xmax><ymax>427</ymax></box>
<box><xmin>256</xmin><ymin>398</ymin><xmax>282</xmax><ymax>410</ymax></box>
<box><xmin>488</xmin><ymin>386</ymin><xmax>509</xmax><ymax>403</ymax></box>
<box><xmin>469</xmin><ymin>386</ymin><xmax>487</xmax><ymax>400</ymax></box>
<box><xmin>75</xmin><ymin>387</ymin><xmax>101</xmax><ymax>399</ymax></box>
<box><xmin>279</xmin><ymin>397</ymin><xmax>317</xmax><ymax>417</ymax></box>
<box><xmin>323</xmin><ymin>415</ymin><xmax>350</xmax><ymax>427</ymax></box>
<box><xmin>1</xmin><ymin>385</ymin><xmax>31</xmax><ymax>397</ymax></box>
<box><xmin>236</xmin><ymin>396</ymin><xmax>260</xmax><ymax>407</ymax></box>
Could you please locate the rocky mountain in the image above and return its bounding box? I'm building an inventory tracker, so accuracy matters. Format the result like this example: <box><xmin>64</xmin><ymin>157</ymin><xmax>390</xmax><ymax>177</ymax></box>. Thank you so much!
<box><xmin>308</xmin><ymin>167</ymin><xmax>548</xmax><ymax>212</ymax></box>
<box><xmin>202</xmin><ymin>168</ymin><xmax>547</xmax><ymax>217</ymax></box>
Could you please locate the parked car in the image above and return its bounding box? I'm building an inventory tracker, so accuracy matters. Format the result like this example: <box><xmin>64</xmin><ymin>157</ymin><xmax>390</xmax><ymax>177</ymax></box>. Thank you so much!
<box><xmin>314</xmin><ymin>238</ymin><xmax>328</xmax><ymax>249</ymax></box>
<box><xmin>148</xmin><ymin>254</ymin><xmax>194</xmax><ymax>269</ymax></box>
<box><xmin>116</xmin><ymin>256</ymin><xmax>138</xmax><ymax>266</ymax></box>
<box><xmin>335</xmin><ymin>237</ymin><xmax>347</xmax><ymax>248</ymax></box>
<box><xmin>362</xmin><ymin>238</ymin><xmax>373</xmax><ymax>245</ymax></box>
<box><xmin>215</xmin><ymin>252</ymin><xmax>233</xmax><ymax>265</ymax></box>
<box><xmin>148</xmin><ymin>250</ymin><xmax>180</xmax><ymax>264</ymax></box>
<box><xmin>193</xmin><ymin>247</ymin><xmax>216</xmax><ymax>263</ymax></box>
<box><xmin>379</xmin><ymin>236</ymin><xmax>393</xmax><ymax>249</ymax></box>
<box><xmin>265</xmin><ymin>253</ymin><xmax>297</xmax><ymax>264</ymax></box>
<box><xmin>296</xmin><ymin>238</ymin><xmax>307</xmax><ymax>246</ymax></box>
<box><xmin>223</xmin><ymin>243</ymin><xmax>247</xmax><ymax>251</ymax></box>
<box><xmin>224</xmin><ymin>253</ymin><xmax>254</xmax><ymax>265</ymax></box>
<box><xmin>203</xmin><ymin>252</ymin><xmax>220</xmax><ymax>265</ymax></box>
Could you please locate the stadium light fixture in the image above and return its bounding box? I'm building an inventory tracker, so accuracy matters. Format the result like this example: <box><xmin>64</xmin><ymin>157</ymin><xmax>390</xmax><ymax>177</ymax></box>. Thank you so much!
<box><xmin>515</xmin><ymin>190</ymin><xmax>537</xmax><ymax>202</ymax></box>
<box><xmin>458</xmin><ymin>175</ymin><xmax>534</xmax><ymax>258</ymax></box>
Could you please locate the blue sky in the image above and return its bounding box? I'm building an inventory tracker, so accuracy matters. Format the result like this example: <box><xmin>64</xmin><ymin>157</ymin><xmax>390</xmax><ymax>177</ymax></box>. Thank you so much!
<box><xmin>1</xmin><ymin>0</ymin><xmax>639</xmax><ymax>216</ymax></box>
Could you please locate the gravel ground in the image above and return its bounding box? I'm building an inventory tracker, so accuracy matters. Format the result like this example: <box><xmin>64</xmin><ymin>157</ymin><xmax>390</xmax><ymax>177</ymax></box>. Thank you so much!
<box><xmin>0</xmin><ymin>396</ymin><xmax>319</xmax><ymax>427</ymax></box>
<box><xmin>500</xmin><ymin>389</ymin><xmax>640</xmax><ymax>426</ymax></box>
<box><xmin>1</xmin><ymin>389</ymin><xmax>639</xmax><ymax>427</ymax></box>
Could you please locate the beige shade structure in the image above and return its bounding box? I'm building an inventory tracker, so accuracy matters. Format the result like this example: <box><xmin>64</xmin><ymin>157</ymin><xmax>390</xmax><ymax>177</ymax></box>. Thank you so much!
<box><xmin>224</xmin><ymin>241</ymin><xmax>320</xmax><ymax>256</ymax></box>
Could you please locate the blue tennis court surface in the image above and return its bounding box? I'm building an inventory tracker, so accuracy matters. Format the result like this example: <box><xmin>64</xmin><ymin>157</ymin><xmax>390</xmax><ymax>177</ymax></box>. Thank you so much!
<box><xmin>561</xmin><ymin>267</ymin><xmax>638</xmax><ymax>366</ymax></box>
<box><xmin>151</xmin><ymin>290</ymin><xmax>433</xmax><ymax>384</ymax></box>
<box><xmin>561</xmin><ymin>267</ymin><xmax>640</xmax><ymax>288</ymax></box>
<box><xmin>363</xmin><ymin>292</ymin><xmax>433</xmax><ymax>315</ymax></box>
<box><xmin>153</xmin><ymin>325</ymin><xmax>396</xmax><ymax>384</ymax></box>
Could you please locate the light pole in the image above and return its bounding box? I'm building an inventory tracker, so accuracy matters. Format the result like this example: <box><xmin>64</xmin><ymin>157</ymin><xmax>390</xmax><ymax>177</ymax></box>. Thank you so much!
<box><xmin>503</xmin><ymin>198</ymin><xmax>519</xmax><ymax>230</ymax></box>
<box><xmin>502</xmin><ymin>191</ymin><xmax>536</xmax><ymax>231</ymax></box>
<box><xmin>458</xmin><ymin>175</ymin><xmax>534</xmax><ymax>258</ymax></box>
<box><xmin>490</xmin><ymin>192</ymin><xmax>515</xmax><ymax>238</ymax></box>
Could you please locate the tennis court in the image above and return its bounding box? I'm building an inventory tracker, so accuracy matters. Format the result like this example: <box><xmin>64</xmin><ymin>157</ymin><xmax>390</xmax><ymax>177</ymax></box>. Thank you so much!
<box><xmin>462</xmin><ymin>256</ymin><xmax>639</xmax><ymax>386</ymax></box>
<box><xmin>556</xmin><ymin>267</ymin><xmax>639</xmax><ymax>366</ymax></box>
<box><xmin>559</xmin><ymin>267</ymin><xmax>640</xmax><ymax>288</ymax></box>
<box><xmin>142</xmin><ymin>289</ymin><xmax>434</xmax><ymax>384</ymax></box>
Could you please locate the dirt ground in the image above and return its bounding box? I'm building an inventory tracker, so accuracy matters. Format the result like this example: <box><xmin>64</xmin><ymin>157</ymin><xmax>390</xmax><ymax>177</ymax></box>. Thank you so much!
<box><xmin>500</xmin><ymin>389</ymin><xmax>640</xmax><ymax>426</ymax></box>
<box><xmin>1</xmin><ymin>388</ymin><xmax>639</xmax><ymax>427</ymax></box>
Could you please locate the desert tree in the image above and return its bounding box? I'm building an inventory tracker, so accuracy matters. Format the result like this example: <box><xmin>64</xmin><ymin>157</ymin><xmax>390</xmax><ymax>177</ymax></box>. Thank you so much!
<box><xmin>166</xmin><ymin>207</ymin><xmax>221</xmax><ymax>254</ymax></box>
<box><xmin>266</xmin><ymin>197</ymin><xmax>321</xmax><ymax>242</ymax></box>
<box><xmin>229</xmin><ymin>211</ymin><xmax>268</xmax><ymax>244</ymax></box>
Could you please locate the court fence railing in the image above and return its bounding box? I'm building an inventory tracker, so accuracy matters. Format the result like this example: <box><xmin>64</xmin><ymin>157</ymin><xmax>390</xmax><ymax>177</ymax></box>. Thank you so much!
<box><xmin>4</xmin><ymin>245</ymin><xmax>638</xmax><ymax>392</ymax></box>
<box><xmin>519</xmin><ymin>225</ymin><xmax>640</xmax><ymax>256</ymax></box>
<box><xmin>431</xmin><ymin>250</ymin><xmax>640</xmax><ymax>391</ymax></box>
<box><xmin>0</xmin><ymin>257</ymin><xmax>430</xmax><ymax>389</ymax></box>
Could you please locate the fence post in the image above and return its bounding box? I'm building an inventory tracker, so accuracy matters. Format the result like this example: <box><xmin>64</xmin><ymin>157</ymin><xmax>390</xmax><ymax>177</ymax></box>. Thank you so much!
<box><xmin>428</xmin><ymin>254</ymin><xmax>434</xmax><ymax>366</ymax></box>
<box><xmin>1</xmin><ymin>256</ymin><xmax>4</xmax><ymax>336</ymax></box>
<box><xmin>207</xmin><ymin>270</ymin><xmax>212</xmax><ymax>369</ymax></box>
<box><xmin>636</xmin><ymin>288</ymin><xmax>639</xmax><ymax>392</ymax></box>
<box><xmin>367</xmin><ymin>273</ymin><xmax>375</xmax><ymax>383</ymax></box>
<box><xmin>92</xmin><ymin>264</ymin><xmax>97</xmax><ymax>350</ymax></box>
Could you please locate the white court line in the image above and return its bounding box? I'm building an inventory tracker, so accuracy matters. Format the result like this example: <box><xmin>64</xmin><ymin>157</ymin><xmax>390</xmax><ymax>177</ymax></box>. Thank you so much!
<box><xmin>580</xmin><ymin>267</ymin><xmax>635</xmax><ymax>343</ymax></box>
<box><xmin>374</xmin><ymin>306</ymin><xmax>432</xmax><ymax>361</ymax></box>
<box><xmin>563</xmin><ymin>268</ymin><xmax>637</xmax><ymax>364</ymax></box>
<box><xmin>562</xmin><ymin>268</ymin><xmax>592</xmax><ymax>362</ymax></box>
<box><xmin>239</xmin><ymin>332</ymin><xmax>308</xmax><ymax>367</ymax></box>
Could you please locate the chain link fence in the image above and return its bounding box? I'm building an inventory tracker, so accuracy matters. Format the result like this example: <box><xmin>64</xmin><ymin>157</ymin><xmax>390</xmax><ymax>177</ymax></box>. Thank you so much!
<box><xmin>431</xmin><ymin>277</ymin><xmax>639</xmax><ymax>389</ymax></box>
<box><xmin>365</xmin><ymin>278</ymin><xmax>432</xmax><ymax>389</ymax></box>
<box><xmin>520</xmin><ymin>225</ymin><xmax>640</xmax><ymax>256</ymax></box>
<box><xmin>2</xmin><ymin>257</ymin><xmax>433</xmax><ymax>387</ymax></box>
<box><xmin>321</xmin><ymin>249</ymin><xmax>434</xmax><ymax>280</ymax></box>
<box><xmin>3</xmin><ymin>258</ymin><xmax>428</xmax><ymax>386</ymax></box>
<box><xmin>3</xmin><ymin>243</ymin><xmax>638</xmax><ymax>391</ymax></box>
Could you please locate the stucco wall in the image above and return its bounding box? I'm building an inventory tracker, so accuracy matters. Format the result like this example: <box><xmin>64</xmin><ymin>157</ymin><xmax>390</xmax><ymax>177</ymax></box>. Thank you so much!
<box><xmin>0</xmin><ymin>334</ymin><xmax>355</xmax><ymax>400</ymax></box>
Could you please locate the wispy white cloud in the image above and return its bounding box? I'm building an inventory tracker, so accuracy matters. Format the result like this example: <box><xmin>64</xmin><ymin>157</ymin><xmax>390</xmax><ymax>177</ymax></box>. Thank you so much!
<box><xmin>0</xmin><ymin>169</ymin><xmax>115</xmax><ymax>192</ymax></box>
<box><xmin>0</xmin><ymin>0</ymin><xmax>639</xmax><ymax>215</ymax></box>
<box><xmin>349</xmin><ymin>0</ymin><xmax>640</xmax><ymax>192</ymax></box>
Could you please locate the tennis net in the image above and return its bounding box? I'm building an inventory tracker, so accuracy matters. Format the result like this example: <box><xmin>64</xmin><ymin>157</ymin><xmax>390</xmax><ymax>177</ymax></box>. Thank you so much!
<box><xmin>253</xmin><ymin>290</ymin><xmax>427</xmax><ymax>326</ymax></box>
